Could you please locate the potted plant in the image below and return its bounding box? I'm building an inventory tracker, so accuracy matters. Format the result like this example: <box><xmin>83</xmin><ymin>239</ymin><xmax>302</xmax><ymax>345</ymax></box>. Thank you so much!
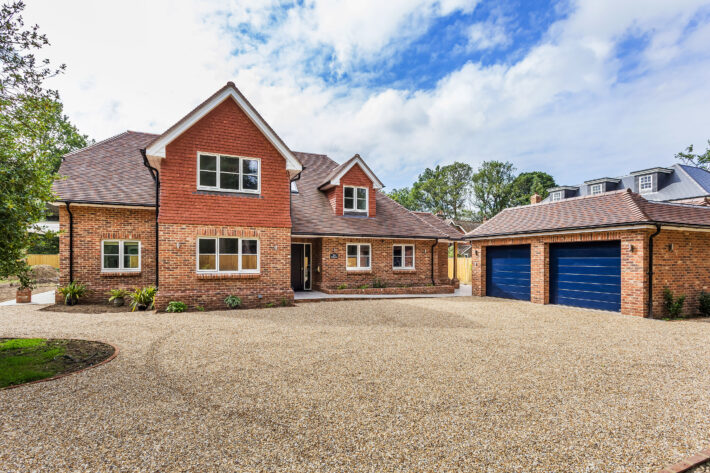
<box><xmin>108</xmin><ymin>289</ymin><xmax>130</xmax><ymax>307</ymax></box>
<box><xmin>57</xmin><ymin>281</ymin><xmax>87</xmax><ymax>306</ymax></box>
<box><xmin>15</xmin><ymin>265</ymin><xmax>35</xmax><ymax>304</ymax></box>
<box><xmin>128</xmin><ymin>286</ymin><xmax>157</xmax><ymax>312</ymax></box>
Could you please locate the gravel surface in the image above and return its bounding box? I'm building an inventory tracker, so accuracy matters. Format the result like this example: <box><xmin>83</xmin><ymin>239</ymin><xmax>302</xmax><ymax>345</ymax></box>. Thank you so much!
<box><xmin>691</xmin><ymin>461</ymin><xmax>710</xmax><ymax>472</ymax></box>
<box><xmin>1</xmin><ymin>297</ymin><xmax>709</xmax><ymax>472</ymax></box>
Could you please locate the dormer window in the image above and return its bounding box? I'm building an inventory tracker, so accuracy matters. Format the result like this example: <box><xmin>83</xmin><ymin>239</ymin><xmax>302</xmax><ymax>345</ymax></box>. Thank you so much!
<box><xmin>551</xmin><ymin>191</ymin><xmax>563</xmax><ymax>202</ymax></box>
<box><xmin>198</xmin><ymin>152</ymin><xmax>260</xmax><ymax>193</ymax></box>
<box><xmin>590</xmin><ymin>184</ymin><xmax>603</xmax><ymax>195</ymax></box>
<box><xmin>344</xmin><ymin>186</ymin><xmax>368</xmax><ymax>212</ymax></box>
<box><xmin>639</xmin><ymin>174</ymin><xmax>653</xmax><ymax>193</ymax></box>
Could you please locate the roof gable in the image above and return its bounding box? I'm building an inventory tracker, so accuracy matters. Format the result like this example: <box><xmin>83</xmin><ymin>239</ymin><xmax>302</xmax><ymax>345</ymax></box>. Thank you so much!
<box><xmin>145</xmin><ymin>82</ymin><xmax>302</xmax><ymax>174</ymax></box>
<box><xmin>318</xmin><ymin>154</ymin><xmax>383</xmax><ymax>190</ymax></box>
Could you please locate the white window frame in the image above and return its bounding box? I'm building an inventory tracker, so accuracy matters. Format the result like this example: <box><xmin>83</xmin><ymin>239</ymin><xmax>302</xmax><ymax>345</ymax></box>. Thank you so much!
<box><xmin>346</xmin><ymin>243</ymin><xmax>371</xmax><ymax>270</ymax></box>
<box><xmin>590</xmin><ymin>183</ymin><xmax>603</xmax><ymax>196</ymax></box>
<box><xmin>343</xmin><ymin>186</ymin><xmax>368</xmax><ymax>213</ymax></box>
<box><xmin>639</xmin><ymin>174</ymin><xmax>653</xmax><ymax>193</ymax></box>
<box><xmin>551</xmin><ymin>191</ymin><xmax>563</xmax><ymax>202</ymax></box>
<box><xmin>101</xmin><ymin>240</ymin><xmax>141</xmax><ymax>272</ymax></box>
<box><xmin>197</xmin><ymin>152</ymin><xmax>261</xmax><ymax>194</ymax></box>
<box><xmin>392</xmin><ymin>244</ymin><xmax>415</xmax><ymax>270</ymax></box>
<box><xmin>196</xmin><ymin>237</ymin><xmax>260</xmax><ymax>274</ymax></box>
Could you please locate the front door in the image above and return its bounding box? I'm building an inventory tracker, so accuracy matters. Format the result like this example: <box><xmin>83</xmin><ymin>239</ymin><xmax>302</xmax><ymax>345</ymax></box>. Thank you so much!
<box><xmin>291</xmin><ymin>244</ymin><xmax>305</xmax><ymax>291</ymax></box>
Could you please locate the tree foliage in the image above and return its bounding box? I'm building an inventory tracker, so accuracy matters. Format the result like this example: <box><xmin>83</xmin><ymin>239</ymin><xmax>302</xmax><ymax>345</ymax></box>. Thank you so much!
<box><xmin>675</xmin><ymin>140</ymin><xmax>710</xmax><ymax>170</ymax></box>
<box><xmin>387</xmin><ymin>186</ymin><xmax>423</xmax><ymax>212</ymax></box>
<box><xmin>470</xmin><ymin>161</ymin><xmax>516</xmax><ymax>220</ymax></box>
<box><xmin>510</xmin><ymin>171</ymin><xmax>556</xmax><ymax>206</ymax></box>
<box><xmin>1</xmin><ymin>1</ymin><xmax>88</xmax><ymax>283</ymax></box>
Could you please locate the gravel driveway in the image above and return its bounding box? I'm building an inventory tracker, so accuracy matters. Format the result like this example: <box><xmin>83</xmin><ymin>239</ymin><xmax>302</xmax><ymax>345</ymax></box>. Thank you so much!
<box><xmin>1</xmin><ymin>297</ymin><xmax>709</xmax><ymax>472</ymax></box>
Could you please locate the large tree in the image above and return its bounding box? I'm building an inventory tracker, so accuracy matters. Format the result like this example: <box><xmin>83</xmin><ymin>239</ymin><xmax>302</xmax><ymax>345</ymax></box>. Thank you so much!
<box><xmin>510</xmin><ymin>171</ymin><xmax>556</xmax><ymax>206</ymax></box>
<box><xmin>387</xmin><ymin>186</ymin><xmax>423</xmax><ymax>212</ymax></box>
<box><xmin>0</xmin><ymin>1</ymin><xmax>88</xmax><ymax>285</ymax></box>
<box><xmin>675</xmin><ymin>140</ymin><xmax>710</xmax><ymax>170</ymax></box>
<box><xmin>470</xmin><ymin>160</ymin><xmax>516</xmax><ymax>220</ymax></box>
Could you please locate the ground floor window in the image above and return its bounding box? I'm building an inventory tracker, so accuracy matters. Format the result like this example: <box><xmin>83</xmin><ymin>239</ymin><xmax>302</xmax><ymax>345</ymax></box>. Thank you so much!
<box><xmin>346</xmin><ymin>243</ymin><xmax>370</xmax><ymax>270</ymax></box>
<box><xmin>197</xmin><ymin>237</ymin><xmax>259</xmax><ymax>273</ymax></box>
<box><xmin>393</xmin><ymin>244</ymin><xmax>415</xmax><ymax>269</ymax></box>
<box><xmin>102</xmin><ymin>240</ymin><xmax>140</xmax><ymax>271</ymax></box>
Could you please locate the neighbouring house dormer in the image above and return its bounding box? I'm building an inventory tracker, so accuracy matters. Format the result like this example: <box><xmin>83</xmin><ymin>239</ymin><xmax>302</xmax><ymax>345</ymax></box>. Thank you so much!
<box><xmin>629</xmin><ymin>167</ymin><xmax>673</xmax><ymax>194</ymax></box>
<box><xmin>547</xmin><ymin>186</ymin><xmax>579</xmax><ymax>202</ymax></box>
<box><xmin>583</xmin><ymin>177</ymin><xmax>621</xmax><ymax>196</ymax></box>
<box><xmin>318</xmin><ymin>154</ymin><xmax>383</xmax><ymax>218</ymax></box>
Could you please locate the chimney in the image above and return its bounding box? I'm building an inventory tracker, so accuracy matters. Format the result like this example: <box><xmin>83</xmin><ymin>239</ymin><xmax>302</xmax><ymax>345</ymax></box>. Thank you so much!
<box><xmin>530</xmin><ymin>193</ymin><xmax>542</xmax><ymax>204</ymax></box>
<box><xmin>435</xmin><ymin>210</ymin><xmax>444</xmax><ymax>218</ymax></box>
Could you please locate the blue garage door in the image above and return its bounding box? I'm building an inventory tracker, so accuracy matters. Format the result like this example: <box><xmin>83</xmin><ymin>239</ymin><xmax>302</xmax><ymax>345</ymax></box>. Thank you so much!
<box><xmin>550</xmin><ymin>241</ymin><xmax>621</xmax><ymax>312</ymax></box>
<box><xmin>486</xmin><ymin>245</ymin><xmax>531</xmax><ymax>301</ymax></box>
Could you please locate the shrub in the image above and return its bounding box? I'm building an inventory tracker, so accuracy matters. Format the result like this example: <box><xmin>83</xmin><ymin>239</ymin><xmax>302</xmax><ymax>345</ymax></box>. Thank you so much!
<box><xmin>166</xmin><ymin>301</ymin><xmax>187</xmax><ymax>313</ymax></box>
<box><xmin>337</xmin><ymin>283</ymin><xmax>347</xmax><ymax>290</ymax></box>
<box><xmin>224</xmin><ymin>295</ymin><xmax>242</xmax><ymax>309</ymax></box>
<box><xmin>58</xmin><ymin>281</ymin><xmax>87</xmax><ymax>305</ymax></box>
<box><xmin>358</xmin><ymin>284</ymin><xmax>369</xmax><ymax>290</ymax></box>
<box><xmin>699</xmin><ymin>291</ymin><xmax>710</xmax><ymax>317</ymax></box>
<box><xmin>663</xmin><ymin>288</ymin><xmax>686</xmax><ymax>319</ymax></box>
<box><xmin>108</xmin><ymin>289</ymin><xmax>130</xmax><ymax>306</ymax></box>
<box><xmin>265</xmin><ymin>302</ymin><xmax>275</xmax><ymax>308</ymax></box>
<box><xmin>372</xmin><ymin>278</ymin><xmax>386</xmax><ymax>288</ymax></box>
<box><xmin>16</xmin><ymin>264</ymin><xmax>35</xmax><ymax>290</ymax></box>
<box><xmin>195</xmin><ymin>305</ymin><xmax>205</xmax><ymax>312</ymax></box>
<box><xmin>280</xmin><ymin>297</ymin><xmax>289</xmax><ymax>307</ymax></box>
<box><xmin>128</xmin><ymin>286</ymin><xmax>157</xmax><ymax>312</ymax></box>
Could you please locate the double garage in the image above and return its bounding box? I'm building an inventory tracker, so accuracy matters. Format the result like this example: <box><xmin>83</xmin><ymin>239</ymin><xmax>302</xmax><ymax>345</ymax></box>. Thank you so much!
<box><xmin>485</xmin><ymin>241</ymin><xmax>621</xmax><ymax>312</ymax></box>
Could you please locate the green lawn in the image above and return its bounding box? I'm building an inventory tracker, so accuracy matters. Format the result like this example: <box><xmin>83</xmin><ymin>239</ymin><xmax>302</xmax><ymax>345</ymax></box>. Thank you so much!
<box><xmin>0</xmin><ymin>338</ymin><xmax>65</xmax><ymax>388</ymax></box>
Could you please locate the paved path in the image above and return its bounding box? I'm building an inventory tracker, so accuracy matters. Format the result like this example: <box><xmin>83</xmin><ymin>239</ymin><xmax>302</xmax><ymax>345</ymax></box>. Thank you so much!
<box><xmin>295</xmin><ymin>284</ymin><xmax>472</xmax><ymax>300</ymax></box>
<box><xmin>0</xmin><ymin>290</ymin><xmax>55</xmax><ymax>306</ymax></box>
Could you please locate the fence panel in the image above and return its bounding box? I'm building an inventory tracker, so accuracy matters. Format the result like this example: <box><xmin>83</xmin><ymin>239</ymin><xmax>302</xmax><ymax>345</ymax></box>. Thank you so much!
<box><xmin>448</xmin><ymin>257</ymin><xmax>472</xmax><ymax>284</ymax></box>
<box><xmin>26</xmin><ymin>254</ymin><xmax>59</xmax><ymax>268</ymax></box>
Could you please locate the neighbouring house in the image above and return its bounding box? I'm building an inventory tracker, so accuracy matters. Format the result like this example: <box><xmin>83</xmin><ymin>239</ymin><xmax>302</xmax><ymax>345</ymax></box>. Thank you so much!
<box><xmin>445</xmin><ymin>218</ymin><xmax>481</xmax><ymax>257</ymax></box>
<box><xmin>465</xmin><ymin>190</ymin><xmax>710</xmax><ymax>317</ymax></box>
<box><xmin>52</xmin><ymin>82</ymin><xmax>461</xmax><ymax>309</ymax></box>
<box><xmin>545</xmin><ymin>164</ymin><xmax>710</xmax><ymax>205</ymax></box>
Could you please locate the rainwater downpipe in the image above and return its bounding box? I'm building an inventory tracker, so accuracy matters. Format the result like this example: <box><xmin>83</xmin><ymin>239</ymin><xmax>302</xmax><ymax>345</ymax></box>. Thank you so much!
<box><xmin>647</xmin><ymin>224</ymin><xmax>662</xmax><ymax>318</ymax></box>
<box><xmin>141</xmin><ymin>149</ymin><xmax>160</xmax><ymax>287</ymax></box>
<box><xmin>65</xmin><ymin>202</ymin><xmax>74</xmax><ymax>283</ymax></box>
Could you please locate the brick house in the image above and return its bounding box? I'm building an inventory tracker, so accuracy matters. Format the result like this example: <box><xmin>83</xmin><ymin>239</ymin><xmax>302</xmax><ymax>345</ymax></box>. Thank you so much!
<box><xmin>53</xmin><ymin>82</ymin><xmax>461</xmax><ymax>309</ymax></box>
<box><xmin>465</xmin><ymin>190</ymin><xmax>710</xmax><ymax>317</ymax></box>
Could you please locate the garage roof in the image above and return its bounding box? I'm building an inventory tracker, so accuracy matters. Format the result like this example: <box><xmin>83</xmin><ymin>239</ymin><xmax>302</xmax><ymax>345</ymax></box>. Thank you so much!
<box><xmin>466</xmin><ymin>189</ymin><xmax>710</xmax><ymax>238</ymax></box>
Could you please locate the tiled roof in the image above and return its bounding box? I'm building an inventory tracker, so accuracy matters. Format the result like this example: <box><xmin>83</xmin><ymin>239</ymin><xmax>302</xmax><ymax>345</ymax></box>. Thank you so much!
<box><xmin>291</xmin><ymin>153</ymin><xmax>462</xmax><ymax>239</ymax></box>
<box><xmin>53</xmin><ymin>131</ymin><xmax>158</xmax><ymax>206</ymax></box>
<box><xmin>450</xmin><ymin>219</ymin><xmax>481</xmax><ymax>233</ymax></box>
<box><xmin>466</xmin><ymin>189</ymin><xmax>710</xmax><ymax>238</ymax></box>
<box><xmin>413</xmin><ymin>212</ymin><xmax>465</xmax><ymax>237</ymax></box>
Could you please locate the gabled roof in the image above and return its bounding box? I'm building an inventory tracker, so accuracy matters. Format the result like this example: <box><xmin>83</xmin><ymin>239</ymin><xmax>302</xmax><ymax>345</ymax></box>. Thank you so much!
<box><xmin>318</xmin><ymin>154</ymin><xmax>384</xmax><ymax>190</ymax></box>
<box><xmin>145</xmin><ymin>82</ymin><xmax>302</xmax><ymax>174</ymax></box>
<box><xmin>54</xmin><ymin>131</ymin><xmax>158</xmax><ymax>206</ymax></box>
<box><xmin>292</xmin><ymin>153</ymin><xmax>460</xmax><ymax>239</ymax></box>
<box><xmin>466</xmin><ymin>189</ymin><xmax>710</xmax><ymax>239</ymax></box>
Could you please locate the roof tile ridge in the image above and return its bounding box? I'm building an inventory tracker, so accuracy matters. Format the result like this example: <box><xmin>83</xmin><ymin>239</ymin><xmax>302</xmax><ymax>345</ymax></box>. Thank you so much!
<box><xmin>622</xmin><ymin>190</ymin><xmax>652</xmax><ymax>222</ymax></box>
<box><xmin>63</xmin><ymin>130</ymin><xmax>134</xmax><ymax>158</ymax></box>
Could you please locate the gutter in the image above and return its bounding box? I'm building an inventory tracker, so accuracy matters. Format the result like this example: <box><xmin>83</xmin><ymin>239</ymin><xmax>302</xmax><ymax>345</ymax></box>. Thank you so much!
<box><xmin>647</xmin><ymin>224</ymin><xmax>662</xmax><ymax>318</ymax></box>
<box><xmin>430</xmin><ymin>238</ymin><xmax>438</xmax><ymax>286</ymax></box>
<box><xmin>65</xmin><ymin>202</ymin><xmax>74</xmax><ymax>283</ymax></box>
<box><xmin>141</xmin><ymin>149</ymin><xmax>160</xmax><ymax>287</ymax></box>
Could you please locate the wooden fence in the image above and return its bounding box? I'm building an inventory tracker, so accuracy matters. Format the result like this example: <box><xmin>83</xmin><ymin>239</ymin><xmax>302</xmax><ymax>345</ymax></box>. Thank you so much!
<box><xmin>448</xmin><ymin>257</ymin><xmax>472</xmax><ymax>284</ymax></box>
<box><xmin>26</xmin><ymin>254</ymin><xmax>59</xmax><ymax>268</ymax></box>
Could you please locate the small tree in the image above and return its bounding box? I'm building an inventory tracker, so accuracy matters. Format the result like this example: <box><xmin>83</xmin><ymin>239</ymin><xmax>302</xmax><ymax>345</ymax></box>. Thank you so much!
<box><xmin>675</xmin><ymin>140</ymin><xmax>710</xmax><ymax>170</ymax></box>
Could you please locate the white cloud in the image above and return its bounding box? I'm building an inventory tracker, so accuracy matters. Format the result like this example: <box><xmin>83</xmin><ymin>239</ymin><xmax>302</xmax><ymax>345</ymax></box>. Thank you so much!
<box><xmin>466</xmin><ymin>17</ymin><xmax>510</xmax><ymax>51</ymax></box>
<box><xmin>22</xmin><ymin>0</ymin><xmax>710</xmax><ymax>189</ymax></box>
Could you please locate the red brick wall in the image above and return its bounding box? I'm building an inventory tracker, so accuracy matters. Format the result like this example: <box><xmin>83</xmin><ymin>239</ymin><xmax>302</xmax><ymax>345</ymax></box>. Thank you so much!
<box><xmin>155</xmin><ymin>224</ymin><xmax>292</xmax><ymax>310</ymax></box>
<box><xmin>470</xmin><ymin>229</ymin><xmax>650</xmax><ymax>317</ymax></box>
<box><xmin>651</xmin><ymin>229</ymin><xmax>710</xmax><ymax>317</ymax></box>
<box><xmin>328</xmin><ymin>164</ymin><xmax>377</xmax><ymax>217</ymax></box>
<box><xmin>317</xmin><ymin>238</ymin><xmax>450</xmax><ymax>289</ymax></box>
<box><xmin>158</xmin><ymin>98</ymin><xmax>292</xmax><ymax>228</ymax></box>
<box><xmin>58</xmin><ymin>205</ymin><xmax>157</xmax><ymax>303</ymax></box>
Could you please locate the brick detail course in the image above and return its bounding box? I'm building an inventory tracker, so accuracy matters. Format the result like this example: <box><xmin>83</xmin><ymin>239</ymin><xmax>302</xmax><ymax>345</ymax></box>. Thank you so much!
<box><xmin>58</xmin><ymin>206</ymin><xmax>157</xmax><ymax>303</ymax></box>
<box><xmin>158</xmin><ymin>98</ymin><xmax>292</xmax><ymax>228</ymax></box>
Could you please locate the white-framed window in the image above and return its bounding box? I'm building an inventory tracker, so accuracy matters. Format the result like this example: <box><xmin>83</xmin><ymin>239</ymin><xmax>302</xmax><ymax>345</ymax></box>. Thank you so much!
<box><xmin>551</xmin><ymin>191</ymin><xmax>563</xmax><ymax>202</ymax></box>
<box><xmin>346</xmin><ymin>243</ymin><xmax>371</xmax><ymax>270</ymax></box>
<box><xmin>197</xmin><ymin>152</ymin><xmax>260</xmax><ymax>194</ymax></box>
<box><xmin>639</xmin><ymin>174</ymin><xmax>653</xmax><ymax>193</ymax></box>
<box><xmin>393</xmin><ymin>244</ymin><xmax>415</xmax><ymax>269</ymax></box>
<box><xmin>102</xmin><ymin>240</ymin><xmax>140</xmax><ymax>272</ymax></box>
<box><xmin>343</xmin><ymin>186</ymin><xmax>368</xmax><ymax>212</ymax></box>
<box><xmin>197</xmin><ymin>237</ymin><xmax>259</xmax><ymax>273</ymax></box>
<box><xmin>590</xmin><ymin>183</ymin><xmax>603</xmax><ymax>195</ymax></box>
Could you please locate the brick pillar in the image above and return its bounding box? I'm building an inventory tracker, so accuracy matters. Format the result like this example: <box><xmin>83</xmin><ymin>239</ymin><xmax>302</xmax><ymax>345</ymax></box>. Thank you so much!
<box><xmin>433</xmin><ymin>242</ymin><xmax>449</xmax><ymax>284</ymax></box>
<box><xmin>471</xmin><ymin>243</ymin><xmax>485</xmax><ymax>296</ymax></box>
<box><xmin>530</xmin><ymin>241</ymin><xmax>548</xmax><ymax>304</ymax></box>
<box><xmin>621</xmin><ymin>232</ymin><xmax>649</xmax><ymax>317</ymax></box>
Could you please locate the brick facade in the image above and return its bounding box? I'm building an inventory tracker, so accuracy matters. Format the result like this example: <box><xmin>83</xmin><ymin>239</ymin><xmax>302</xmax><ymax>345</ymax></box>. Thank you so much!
<box><xmin>327</xmin><ymin>164</ymin><xmax>377</xmax><ymax>217</ymax></box>
<box><xmin>58</xmin><ymin>205</ymin><xmax>157</xmax><ymax>303</ymax></box>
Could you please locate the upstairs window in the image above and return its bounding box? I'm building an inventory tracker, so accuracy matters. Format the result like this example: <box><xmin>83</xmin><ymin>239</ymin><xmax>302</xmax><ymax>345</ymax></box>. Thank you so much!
<box><xmin>344</xmin><ymin>186</ymin><xmax>368</xmax><ymax>212</ymax></box>
<box><xmin>102</xmin><ymin>240</ymin><xmax>140</xmax><ymax>272</ymax></box>
<box><xmin>551</xmin><ymin>191</ymin><xmax>563</xmax><ymax>202</ymax></box>
<box><xmin>393</xmin><ymin>245</ymin><xmax>415</xmax><ymax>269</ymax></box>
<box><xmin>346</xmin><ymin>243</ymin><xmax>371</xmax><ymax>270</ymax></box>
<box><xmin>197</xmin><ymin>237</ymin><xmax>259</xmax><ymax>273</ymax></box>
<box><xmin>639</xmin><ymin>174</ymin><xmax>653</xmax><ymax>193</ymax></box>
<box><xmin>590</xmin><ymin>184</ymin><xmax>603</xmax><ymax>195</ymax></box>
<box><xmin>198</xmin><ymin>153</ymin><xmax>260</xmax><ymax>193</ymax></box>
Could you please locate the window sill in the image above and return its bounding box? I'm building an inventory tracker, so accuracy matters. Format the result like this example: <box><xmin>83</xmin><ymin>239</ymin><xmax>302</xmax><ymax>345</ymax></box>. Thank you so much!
<box><xmin>101</xmin><ymin>271</ymin><xmax>141</xmax><ymax>277</ymax></box>
<box><xmin>346</xmin><ymin>269</ymin><xmax>372</xmax><ymax>275</ymax></box>
<box><xmin>194</xmin><ymin>189</ymin><xmax>261</xmax><ymax>198</ymax></box>
<box><xmin>196</xmin><ymin>272</ymin><xmax>260</xmax><ymax>280</ymax></box>
<box><xmin>392</xmin><ymin>269</ymin><xmax>416</xmax><ymax>273</ymax></box>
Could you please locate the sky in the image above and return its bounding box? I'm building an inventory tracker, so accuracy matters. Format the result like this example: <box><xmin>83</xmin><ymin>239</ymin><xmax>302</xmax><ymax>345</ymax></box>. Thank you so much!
<box><xmin>24</xmin><ymin>0</ymin><xmax>710</xmax><ymax>189</ymax></box>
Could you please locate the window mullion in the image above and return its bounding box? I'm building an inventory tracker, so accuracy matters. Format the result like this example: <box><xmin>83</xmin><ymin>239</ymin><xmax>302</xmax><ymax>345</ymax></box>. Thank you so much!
<box><xmin>119</xmin><ymin>242</ymin><xmax>124</xmax><ymax>270</ymax></box>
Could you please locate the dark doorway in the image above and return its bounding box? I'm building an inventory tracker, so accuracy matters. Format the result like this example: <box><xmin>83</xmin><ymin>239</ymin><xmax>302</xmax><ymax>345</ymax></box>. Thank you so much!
<box><xmin>291</xmin><ymin>243</ymin><xmax>311</xmax><ymax>291</ymax></box>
